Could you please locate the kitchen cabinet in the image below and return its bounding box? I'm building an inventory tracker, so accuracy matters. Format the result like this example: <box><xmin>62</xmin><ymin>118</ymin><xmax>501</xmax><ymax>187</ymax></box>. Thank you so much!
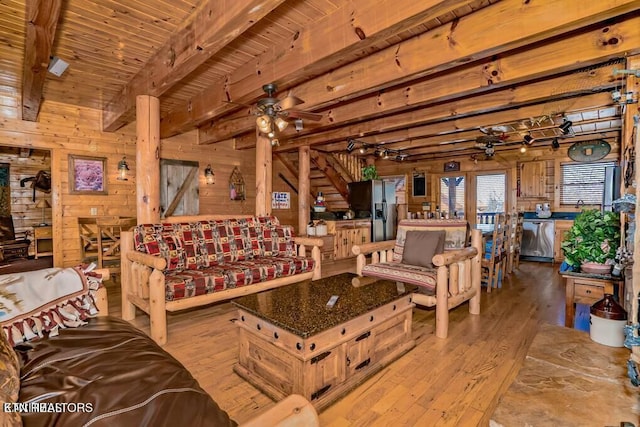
<box><xmin>519</xmin><ymin>161</ymin><xmax>547</xmax><ymax>198</ymax></box>
<box><xmin>327</xmin><ymin>220</ymin><xmax>371</xmax><ymax>260</ymax></box>
<box><xmin>553</xmin><ymin>219</ymin><xmax>574</xmax><ymax>263</ymax></box>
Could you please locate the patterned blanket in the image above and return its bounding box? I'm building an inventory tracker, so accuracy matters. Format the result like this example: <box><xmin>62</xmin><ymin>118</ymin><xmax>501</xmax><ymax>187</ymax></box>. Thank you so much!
<box><xmin>0</xmin><ymin>267</ymin><xmax>101</xmax><ymax>346</ymax></box>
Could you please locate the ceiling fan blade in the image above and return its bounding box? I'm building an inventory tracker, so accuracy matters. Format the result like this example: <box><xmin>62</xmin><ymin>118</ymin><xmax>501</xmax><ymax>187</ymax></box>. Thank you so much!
<box><xmin>276</xmin><ymin>94</ymin><xmax>305</xmax><ymax>111</ymax></box>
<box><xmin>285</xmin><ymin>110</ymin><xmax>322</xmax><ymax>121</ymax></box>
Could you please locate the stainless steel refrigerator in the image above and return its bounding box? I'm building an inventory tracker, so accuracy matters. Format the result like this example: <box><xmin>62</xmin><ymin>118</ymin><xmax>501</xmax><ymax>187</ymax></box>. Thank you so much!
<box><xmin>348</xmin><ymin>180</ymin><xmax>397</xmax><ymax>242</ymax></box>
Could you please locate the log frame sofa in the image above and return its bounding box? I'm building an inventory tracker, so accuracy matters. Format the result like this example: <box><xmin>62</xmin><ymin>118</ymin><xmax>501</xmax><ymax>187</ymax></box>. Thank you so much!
<box><xmin>120</xmin><ymin>215</ymin><xmax>323</xmax><ymax>345</ymax></box>
<box><xmin>351</xmin><ymin>219</ymin><xmax>482</xmax><ymax>338</ymax></box>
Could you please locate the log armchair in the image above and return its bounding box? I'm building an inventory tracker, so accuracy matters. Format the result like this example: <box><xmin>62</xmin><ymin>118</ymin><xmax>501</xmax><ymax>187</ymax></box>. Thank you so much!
<box><xmin>352</xmin><ymin>219</ymin><xmax>482</xmax><ymax>338</ymax></box>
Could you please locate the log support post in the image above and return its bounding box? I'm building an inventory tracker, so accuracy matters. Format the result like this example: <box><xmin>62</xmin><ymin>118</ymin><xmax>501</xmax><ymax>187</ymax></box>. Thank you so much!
<box><xmin>136</xmin><ymin>95</ymin><xmax>161</xmax><ymax>224</ymax></box>
<box><xmin>298</xmin><ymin>146</ymin><xmax>310</xmax><ymax>233</ymax></box>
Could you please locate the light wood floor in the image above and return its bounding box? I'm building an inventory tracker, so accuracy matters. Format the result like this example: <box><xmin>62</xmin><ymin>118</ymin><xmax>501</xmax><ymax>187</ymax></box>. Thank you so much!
<box><xmin>105</xmin><ymin>261</ymin><xmax>571</xmax><ymax>426</ymax></box>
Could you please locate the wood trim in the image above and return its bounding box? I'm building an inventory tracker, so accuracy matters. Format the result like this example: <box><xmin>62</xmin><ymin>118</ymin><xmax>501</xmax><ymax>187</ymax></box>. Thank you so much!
<box><xmin>22</xmin><ymin>0</ymin><xmax>63</xmax><ymax>121</ymax></box>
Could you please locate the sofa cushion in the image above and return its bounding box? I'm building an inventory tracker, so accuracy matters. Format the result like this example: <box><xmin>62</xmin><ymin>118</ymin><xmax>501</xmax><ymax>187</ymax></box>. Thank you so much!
<box><xmin>263</xmin><ymin>225</ymin><xmax>295</xmax><ymax>257</ymax></box>
<box><xmin>164</xmin><ymin>267</ymin><xmax>228</xmax><ymax>301</ymax></box>
<box><xmin>362</xmin><ymin>262</ymin><xmax>437</xmax><ymax>291</ymax></box>
<box><xmin>402</xmin><ymin>230</ymin><xmax>445</xmax><ymax>268</ymax></box>
<box><xmin>134</xmin><ymin>224</ymin><xmax>190</xmax><ymax>271</ymax></box>
<box><xmin>16</xmin><ymin>316</ymin><xmax>237</xmax><ymax>427</ymax></box>
<box><xmin>0</xmin><ymin>267</ymin><xmax>102</xmax><ymax>346</ymax></box>
<box><xmin>393</xmin><ymin>219</ymin><xmax>469</xmax><ymax>263</ymax></box>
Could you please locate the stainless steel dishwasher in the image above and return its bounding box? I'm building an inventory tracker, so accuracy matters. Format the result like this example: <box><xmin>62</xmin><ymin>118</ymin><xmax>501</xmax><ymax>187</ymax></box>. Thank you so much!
<box><xmin>521</xmin><ymin>219</ymin><xmax>555</xmax><ymax>261</ymax></box>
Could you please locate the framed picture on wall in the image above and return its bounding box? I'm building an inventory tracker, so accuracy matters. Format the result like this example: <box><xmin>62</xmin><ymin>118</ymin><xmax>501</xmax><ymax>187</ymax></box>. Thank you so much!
<box><xmin>69</xmin><ymin>155</ymin><xmax>107</xmax><ymax>195</ymax></box>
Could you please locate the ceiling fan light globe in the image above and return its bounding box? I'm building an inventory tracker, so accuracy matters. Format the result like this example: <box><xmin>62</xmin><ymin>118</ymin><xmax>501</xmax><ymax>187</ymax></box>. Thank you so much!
<box><xmin>274</xmin><ymin>117</ymin><xmax>288</xmax><ymax>131</ymax></box>
<box><xmin>256</xmin><ymin>115</ymin><xmax>271</xmax><ymax>133</ymax></box>
<box><xmin>267</xmin><ymin>130</ymin><xmax>275</xmax><ymax>138</ymax></box>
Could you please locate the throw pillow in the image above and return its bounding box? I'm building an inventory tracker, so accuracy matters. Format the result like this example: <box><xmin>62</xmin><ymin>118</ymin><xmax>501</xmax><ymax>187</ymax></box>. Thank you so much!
<box><xmin>0</xmin><ymin>266</ymin><xmax>102</xmax><ymax>346</ymax></box>
<box><xmin>402</xmin><ymin>230</ymin><xmax>445</xmax><ymax>268</ymax></box>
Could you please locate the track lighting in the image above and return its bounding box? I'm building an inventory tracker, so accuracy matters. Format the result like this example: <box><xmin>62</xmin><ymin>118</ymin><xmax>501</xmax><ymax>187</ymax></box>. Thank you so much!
<box><xmin>383</xmin><ymin>150</ymin><xmax>389</xmax><ymax>160</ymax></box>
<box><xmin>559</xmin><ymin>119</ymin><xmax>573</xmax><ymax>135</ymax></box>
<box><xmin>523</xmin><ymin>134</ymin><xmax>534</xmax><ymax>145</ymax></box>
<box><xmin>520</xmin><ymin>143</ymin><xmax>527</xmax><ymax>154</ymax></box>
<box><xmin>271</xmin><ymin>138</ymin><xmax>280</xmax><ymax>147</ymax></box>
<box><xmin>294</xmin><ymin>118</ymin><xmax>303</xmax><ymax>131</ymax></box>
<box><xmin>551</xmin><ymin>138</ymin><xmax>560</xmax><ymax>150</ymax></box>
<box><xmin>346</xmin><ymin>139</ymin><xmax>355</xmax><ymax>152</ymax></box>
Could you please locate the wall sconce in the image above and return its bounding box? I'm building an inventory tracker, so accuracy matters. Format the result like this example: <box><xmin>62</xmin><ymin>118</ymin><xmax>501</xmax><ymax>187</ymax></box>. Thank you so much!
<box><xmin>204</xmin><ymin>164</ymin><xmax>215</xmax><ymax>184</ymax></box>
<box><xmin>117</xmin><ymin>156</ymin><xmax>130</xmax><ymax>181</ymax></box>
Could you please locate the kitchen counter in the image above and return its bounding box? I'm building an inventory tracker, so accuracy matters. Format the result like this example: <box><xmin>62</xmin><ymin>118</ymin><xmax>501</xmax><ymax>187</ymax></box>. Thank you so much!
<box><xmin>522</xmin><ymin>211</ymin><xmax>579</xmax><ymax>220</ymax></box>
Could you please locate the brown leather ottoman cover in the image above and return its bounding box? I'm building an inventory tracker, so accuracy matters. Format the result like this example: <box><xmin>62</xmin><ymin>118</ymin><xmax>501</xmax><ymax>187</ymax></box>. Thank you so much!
<box><xmin>15</xmin><ymin>316</ymin><xmax>237</xmax><ymax>427</ymax></box>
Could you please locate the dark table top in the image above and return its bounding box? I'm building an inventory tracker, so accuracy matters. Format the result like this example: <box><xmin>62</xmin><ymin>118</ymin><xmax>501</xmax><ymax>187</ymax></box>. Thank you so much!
<box><xmin>232</xmin><ymin>273</ymin><xmax>416</xmax><ymax>338</ymax></box>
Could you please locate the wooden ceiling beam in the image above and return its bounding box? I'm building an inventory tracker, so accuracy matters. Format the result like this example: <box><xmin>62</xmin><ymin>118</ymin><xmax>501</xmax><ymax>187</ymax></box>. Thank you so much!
<box><xmin>394</xmin><ymin>128</ymin><xmax>621</xmax><ymax>157</ymax></box>
<box><xmin>317</xmin><ymin>92</ymin><xmax>614</xmax><ymax>153</ymax></box>
<box><xmin>230</xmin><ymin>14</ymin><xmax>640</xmax><ymax>149</ymax></box>
<box><xmin>199</xmin><ymin>0</ymin><xmax>639</xmax><ymax>143</ymax></box>
<box><xmin>250</xmin><ymin>64</ymin><xmax>618</xmax><ymax>151</ymax></box>
<box><xmin>159</xmin><ymin>0</ymin><xmax>482</xmax><ymax>138</ymax></box>
<box><xmin>407</xmin><ymin>134</ymin><xmax>620</xmax><ymax>161</ymax></box>
<box><xmin>102</xmin><ymin>0</ymin><xmax>287</xmax><ymax>132</ymax></box>
<box><xmin>21</xmin><ymin>0</ymin><xmax>63</xmax><ymax>121</ymax></box>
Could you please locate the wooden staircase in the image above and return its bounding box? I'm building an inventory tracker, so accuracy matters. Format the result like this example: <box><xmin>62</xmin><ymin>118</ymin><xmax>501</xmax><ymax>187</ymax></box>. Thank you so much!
<box><xmin>275</xmin><ymin>151</ymin><xmax>363</xmax><ymax>211</ymax></box>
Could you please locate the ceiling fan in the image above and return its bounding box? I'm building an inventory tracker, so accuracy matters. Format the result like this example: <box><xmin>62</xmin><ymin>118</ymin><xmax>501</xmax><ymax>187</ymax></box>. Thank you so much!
<box><xmin>473</xmin><ymin>126</ymin><xmax>511</xmax><ymax>157</ymax></box>
<box><xmin>251</xmin><ymin>83</ymin><xmax>322</xmax><ymax>143</ymax></box>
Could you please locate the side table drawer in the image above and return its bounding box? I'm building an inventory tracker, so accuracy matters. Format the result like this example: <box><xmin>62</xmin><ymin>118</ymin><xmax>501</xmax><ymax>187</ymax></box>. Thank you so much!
<box><xmin>574</xmin><ymin>283</ymin><xmax>604</xmax><ymax>304</ymax></box>
<box><xmin>34</xmin><ymin>227</ymin><xmax>53</xmax><ymax>238</ymax></box>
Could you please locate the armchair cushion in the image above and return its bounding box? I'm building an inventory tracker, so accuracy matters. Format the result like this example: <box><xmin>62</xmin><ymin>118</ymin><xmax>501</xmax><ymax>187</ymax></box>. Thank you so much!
<box><xmin>362</xmin><ymin>262</ymin><xmax>437</xmax><ymax>291</ymax></box>
<box><xmin>402</xmin><ymin>230</ymin><xmax>445</xmax><ymax>268</ymax></box>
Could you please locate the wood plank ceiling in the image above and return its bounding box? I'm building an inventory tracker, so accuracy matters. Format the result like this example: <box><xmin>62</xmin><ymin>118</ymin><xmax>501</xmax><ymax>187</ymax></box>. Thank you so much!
<box><xmin>2</xmin><ymin>0</ymin><xmax>639</xmax><ymax>162</ymax></box>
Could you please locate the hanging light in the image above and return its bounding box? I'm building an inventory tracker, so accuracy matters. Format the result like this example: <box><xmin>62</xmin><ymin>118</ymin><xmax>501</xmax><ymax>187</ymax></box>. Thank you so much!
<box><xmin>274</xmin><ymin>117</ymin><xmax>288</xmax><ymax>132</ymax></box>
<box><xmin>117</xmin><ymin>156</ymin><xmax>130</xmax><ymax>181</ymax></box>
<box><xmin>256</xmin><ymin>115</ymin><xmax>271</xmax><ymax>133</ymax></box>
<box><xmin>204</xmin><ymin>164</ymin><xmax>215</xmax><ymax>185</ymax></box>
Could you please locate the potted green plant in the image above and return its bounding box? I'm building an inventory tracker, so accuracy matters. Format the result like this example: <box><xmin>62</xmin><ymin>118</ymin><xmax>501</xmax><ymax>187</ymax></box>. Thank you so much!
<box><xmin>361</xmin><ymin>165</ymin><xmax>379</xmax><ymax>181</ymax></box>
<box><xmin>561</xmin><ymin>209</ymin><xmax>620</xmax><ymax>274</ymax></box>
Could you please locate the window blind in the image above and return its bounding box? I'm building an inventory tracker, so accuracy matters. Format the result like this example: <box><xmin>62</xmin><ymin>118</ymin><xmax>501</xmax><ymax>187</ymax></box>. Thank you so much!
<box><xmin>560</xmin><ymin>161</ymin><xmax>616</xmax><ymax>205</ymax></box>
<box><xmin>476</xmin><ymin>174</ymin><xmax>506</xmax><ymax>214</ymax></box>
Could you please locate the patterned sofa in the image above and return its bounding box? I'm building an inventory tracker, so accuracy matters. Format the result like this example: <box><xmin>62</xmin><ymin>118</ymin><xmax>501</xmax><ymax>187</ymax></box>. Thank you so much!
<box><xmin>120</xmin><ymin>215</ymin><xmax>323</xmax><ymax>345</ymax></box>
<box><xmin>351</xmin><ymin>219</ymin><xmax>482</xmax><ymax>339</ymax></box>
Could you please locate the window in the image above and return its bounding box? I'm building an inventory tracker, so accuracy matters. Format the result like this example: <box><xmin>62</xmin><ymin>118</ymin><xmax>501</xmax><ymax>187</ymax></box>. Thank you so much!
<box><xmin>412</xmin><ymin>172</ymin><xmax>426</xmax><ymax>197</ymax></box>
<box><xmin>440</xmin><ymin>176</ymin><xmax>465</xmax><ymax>216</ymax></box>
<box><xmin>476</xmin><ymin>173</ymin><xmax>505</xmax><ymax>223</ymax></box>
<box><xmin>560</xmin><ymin>161</ymin><xmax>616</xmax><ymax>205</ymax></box>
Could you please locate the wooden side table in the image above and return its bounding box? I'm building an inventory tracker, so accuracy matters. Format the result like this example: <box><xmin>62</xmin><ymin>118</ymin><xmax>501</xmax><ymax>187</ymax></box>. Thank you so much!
<box><xmin>33</xmin><ymin>225</ymin><xmax>53</xmax><ymax>259</ymax></box>
<box><xmin>561</xmin><ymin>271</ymin><xmax>625</xmax><ymax>327</ymax></box>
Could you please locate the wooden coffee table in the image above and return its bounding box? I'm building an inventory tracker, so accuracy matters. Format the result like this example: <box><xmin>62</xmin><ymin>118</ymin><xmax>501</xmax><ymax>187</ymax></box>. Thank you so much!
<box><xmin>232</xmin><ymin>273</ymin><xmax>416</xmax><ymax>411</ymax></box>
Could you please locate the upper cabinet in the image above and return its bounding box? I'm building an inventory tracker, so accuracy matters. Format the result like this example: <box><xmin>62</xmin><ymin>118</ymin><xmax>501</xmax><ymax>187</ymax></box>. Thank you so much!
<box><xmin>519</xmin><ymin>161</ymin><xmax>547</xmax><ymax>199</ymax></box>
